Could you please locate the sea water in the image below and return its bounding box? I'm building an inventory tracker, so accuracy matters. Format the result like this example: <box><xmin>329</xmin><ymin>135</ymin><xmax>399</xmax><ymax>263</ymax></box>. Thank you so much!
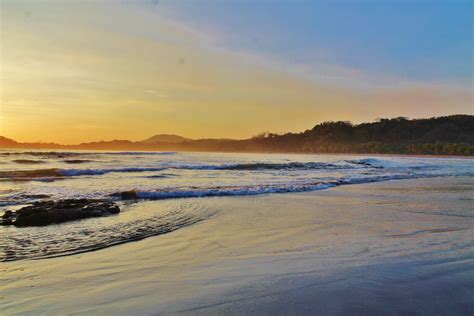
<box><xmin>1</xmin><ymin>150</ymin><xmax>473</xmax><ymax>261</ymax></box>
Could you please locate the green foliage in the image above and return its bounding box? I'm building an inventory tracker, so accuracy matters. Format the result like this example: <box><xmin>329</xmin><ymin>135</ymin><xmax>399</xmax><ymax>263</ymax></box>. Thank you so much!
<box><xmin>187</xmin><ymin>115</ymin><xmax>474</xmax><ymax>155</ymax></box>
<box><xmin>4</xmin><ymin>115</ymin><xmax>473</xmax><ymax>156</ymax></box>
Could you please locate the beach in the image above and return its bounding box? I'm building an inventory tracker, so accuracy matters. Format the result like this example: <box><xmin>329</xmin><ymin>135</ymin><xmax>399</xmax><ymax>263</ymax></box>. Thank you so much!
<box><xmin>1</xmin><ymin>176</ymin><xmax>473</xmax><ymax>315</ymax></box>
<box><xmin>3</xmin><ymin>0</ymin><xmax>473</xmax><ymax>314</ymax></box>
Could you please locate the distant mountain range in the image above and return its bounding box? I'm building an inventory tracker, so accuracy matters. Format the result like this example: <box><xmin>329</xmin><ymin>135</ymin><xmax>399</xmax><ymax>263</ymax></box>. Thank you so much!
<box><xmin>1</xmin><ymin>115</ymin><xmax>473</xmax><ymax>155</ymax></box>
<box><xmin>0</xmin><ymin>134</ymin><xmax>192</xmax><ymax>151</ymax></box>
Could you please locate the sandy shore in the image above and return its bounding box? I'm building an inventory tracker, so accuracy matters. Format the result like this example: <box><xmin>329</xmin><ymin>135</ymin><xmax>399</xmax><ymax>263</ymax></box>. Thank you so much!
<box><xmin>1</xmin><ymin>177</ymin><xmax>473</xmax><ymax>315</ymax></box>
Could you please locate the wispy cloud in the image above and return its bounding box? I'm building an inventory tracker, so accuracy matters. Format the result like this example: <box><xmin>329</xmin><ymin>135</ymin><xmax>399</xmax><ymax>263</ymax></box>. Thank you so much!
<box><xmin>144</xmin><ymin>90</ymin><xmax>168</xmax><ymax>97</ymax></box>
<box><xmin>1</xmin><ymin>0</ymin><xmax>472</xmax><ymax>144</ymax></box>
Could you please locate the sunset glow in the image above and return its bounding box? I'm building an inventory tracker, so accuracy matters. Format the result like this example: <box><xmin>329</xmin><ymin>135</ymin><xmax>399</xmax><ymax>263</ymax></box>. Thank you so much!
<box><xmin>1</xmin><ymin>0</ymin><xmax>472</xmax><ymax>144</ymax></box>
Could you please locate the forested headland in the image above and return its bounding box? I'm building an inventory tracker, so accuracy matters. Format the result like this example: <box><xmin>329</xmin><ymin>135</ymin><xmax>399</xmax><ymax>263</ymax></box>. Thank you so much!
<box><xmin>2</xmin><ymin>115</ymin><xmax>473</xmax><ymax>156</ymax></box>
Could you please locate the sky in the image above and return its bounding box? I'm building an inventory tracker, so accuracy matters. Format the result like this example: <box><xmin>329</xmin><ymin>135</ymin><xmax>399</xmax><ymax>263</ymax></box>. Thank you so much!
<box><xmin>0</xmin><ymin>0</ymin><xmax>472</xmax><ymax>144</ymax></box>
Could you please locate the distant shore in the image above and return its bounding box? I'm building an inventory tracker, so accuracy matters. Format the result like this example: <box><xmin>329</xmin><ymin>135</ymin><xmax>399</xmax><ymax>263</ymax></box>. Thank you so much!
<box><xmin>2</xmin><ymin>115</ymin><xmax>473</xmax><ymax>156</ymax></box>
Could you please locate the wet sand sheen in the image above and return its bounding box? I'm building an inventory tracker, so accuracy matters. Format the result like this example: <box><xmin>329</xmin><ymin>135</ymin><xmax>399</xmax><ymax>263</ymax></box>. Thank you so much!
<box><xmin>1</xmin><ymin>177</ymin><xmax>473</xmax><ymax>315</ymax></box>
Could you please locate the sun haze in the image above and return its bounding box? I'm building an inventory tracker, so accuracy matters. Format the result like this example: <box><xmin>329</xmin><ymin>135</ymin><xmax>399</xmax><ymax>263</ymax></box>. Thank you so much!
<box><xmin>1</xmin><ymin>0</ymin><xmax>472</xmax><ymax>144</ymax></box>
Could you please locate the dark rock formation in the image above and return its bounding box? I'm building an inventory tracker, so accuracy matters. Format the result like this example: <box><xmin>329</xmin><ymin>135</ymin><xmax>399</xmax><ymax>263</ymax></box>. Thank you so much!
<box><xmin>21</xmin><ymin>194</ymin><xmax>51</xmax><ymax>199</ymax></box>
<box><xmin>112</xmin><ymin>190</ymin><xmax>140</xmax><ymax>200</ymax></box>
<box><xmin>1</xmin><ymin>210</ymin><xmax>14</xmax><ymax>225</ymax></box>
<box><xmin>0</xmin><ymin>199</ymin><xmax>120</xmax><ymax>227</ymax></box>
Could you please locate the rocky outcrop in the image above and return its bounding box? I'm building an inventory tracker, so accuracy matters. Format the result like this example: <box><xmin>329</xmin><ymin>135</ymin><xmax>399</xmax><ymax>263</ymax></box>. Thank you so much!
<box><xmin>112</xmin><ymin>190</ymin><xmax>140</xmax><ymax>200</ymax></box>
<box><xmin>1</xmin><ymin>199</ymin><xmax>120</xmax><ymax>227</ymax></box>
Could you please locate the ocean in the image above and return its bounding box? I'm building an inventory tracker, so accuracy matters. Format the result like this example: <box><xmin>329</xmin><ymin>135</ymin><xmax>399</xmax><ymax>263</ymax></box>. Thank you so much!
<box><xmin>1</xmin><ymin>150</ymin><xmax>473</xmax><ymax>262</ymax></box>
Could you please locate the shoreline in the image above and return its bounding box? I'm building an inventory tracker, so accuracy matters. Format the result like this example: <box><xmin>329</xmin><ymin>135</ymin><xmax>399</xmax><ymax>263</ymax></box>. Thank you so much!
<box><xmin>1</xmin><ymin>176</ymin><xmax>473</xmax><ymax>315</ymax></box>
<box><xmin>0</xmin><ymin>175</ymin><xmax>442</xmax><ymax>262</ymax></box>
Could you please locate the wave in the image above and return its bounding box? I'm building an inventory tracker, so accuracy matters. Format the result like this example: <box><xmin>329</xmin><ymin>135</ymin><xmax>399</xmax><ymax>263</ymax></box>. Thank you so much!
<box><xmin>0</xmin><ymin>167</ymin><xmax>168</xmax><ymax>180</ymax></box>
<box><xmin>112</xmin><ymin>174</ymin><xmax>416</xmax><ymax>201</ymax></box>
<box><xmin>346</xmin><ymin>158</ymin><xmax>443</xmax><ymax>170</ymax></box>
<box><xmin>1</xmin><ymin>158</ymin><xmax>450</xmax><ymax>181</ymax></box>
<box><xmin>345</xmin><ymin>158</ymin><xmax>384</xmax><ymax>168</ymax></box>
<box><xmin>0</xmin><ymin>151</ymin><xmax>177</xmax><ymax>157</ymax></box>
<box><xmin>172</xmin><ymin>161</ymin><xmax>345</xmax><ymax>170</ymax></box>
<box><xmin>0</xmin><ymin>169</ymin><xmax>63</xmax><ymax>180</ymax></box>
<box><xmin>63</xmin><ymin>159</ymin><xmax>94</xmax><ymax>164</ymax></box>
<box><xmin>12</xmin><ymin>159</ymin><xmax>45</xmax><ymax>164</ymax></box>
<box><xmin>59</xmin><ymin>167</ymin><xmax>168</xmax><ymax>176</ymax></box>
<box><xmin>146</xmin><ymin>173</ymin><xmax>177</xmax><ymax>179</ymax></box>
<box><xmin>0</xmin><ymin>151</ymin><xmax>82</xmax><ymax>158</ymax></box>
<box><xmin>0</xmin><ymin>160</ymin><xmax>374</xmax><ymax>180</ymax></box>
<box><xmin>160</xmin><ymin>160</ymin><xmax>383</xmax><ymax>171</ymax></box>
<box><xmin>101</xmin><ymin>151</ymin><xmax>177</xmax><ymax>155</ymax></box>
<box><xmin>163</xmin><ymin>158</ymin><xmax>414</xmax><ymax>170</ymax></box>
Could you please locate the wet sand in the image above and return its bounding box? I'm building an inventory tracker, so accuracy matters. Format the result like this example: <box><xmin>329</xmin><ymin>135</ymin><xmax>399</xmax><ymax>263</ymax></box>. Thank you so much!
<box><xmin>1</xmin><ymin>177</ymin><xmax>473</xmax><ymax>315</ymax></box>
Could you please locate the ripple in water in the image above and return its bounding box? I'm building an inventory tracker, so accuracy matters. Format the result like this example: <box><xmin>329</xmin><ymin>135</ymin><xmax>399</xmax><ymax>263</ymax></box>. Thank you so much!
<box><xmin>1</xmin><ymin>152</ymin><xmax>473</xmax><ymax>261</ymax></box>
<box><xmin>1</xmin><ymin>200</ymin><xmax>211</xmax><ymax>262</ymax></box>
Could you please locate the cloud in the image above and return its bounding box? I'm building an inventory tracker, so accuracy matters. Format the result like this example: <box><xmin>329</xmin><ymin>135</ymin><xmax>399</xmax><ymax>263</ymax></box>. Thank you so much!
<box><xmin>1</xmin><ymin>0</ymin><xmax>472</xmax><ymax>144</ymax></box>
<box><xmin>144</xmin><ymin>90</ymin><xmax>168</xmax><ymax>97</ymax></box>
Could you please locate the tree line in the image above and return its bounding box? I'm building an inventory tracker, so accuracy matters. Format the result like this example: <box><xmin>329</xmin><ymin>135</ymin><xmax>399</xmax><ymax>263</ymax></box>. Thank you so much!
<box><xmin>178</xmin><ymin>115</ymin><xmax>474</xmax><ymax>155</ymax></box>
<box><xmin>2</xmin><ymin>115</ymin><xmax>473</xmax><ymax>155</ymax></box>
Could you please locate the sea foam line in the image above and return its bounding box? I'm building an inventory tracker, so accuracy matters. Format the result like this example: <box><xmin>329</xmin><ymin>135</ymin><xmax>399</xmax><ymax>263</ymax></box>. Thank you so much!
<box><xmin>0</xmin><ymin>160</ymin><xmax>377</xmax><ymax>180</ymax></box>
<box><xmin>113</xmin><ymin>173</ymin><xmax>419</xmax><ymax>201</ymax></box>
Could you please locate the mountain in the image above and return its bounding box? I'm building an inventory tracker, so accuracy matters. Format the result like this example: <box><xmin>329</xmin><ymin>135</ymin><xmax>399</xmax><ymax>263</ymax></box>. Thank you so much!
<box><xmin>140</xmin><ymin>134</ymin><xmax>191</xmax><ymax>144</ymax></box>
<box><xmin>1</xmin><ymin>115</ymin><xmax>473</xmax><ymax>155</ymax></box>
<box><xmin>0</xmin><ymin>136</ymin><xmax>19</xmax><ymax>147</ymax></box>
<box><xmin>76</xmin><ymin>140</ymin><xmax>136</xmax><ymax>150</ymax></box>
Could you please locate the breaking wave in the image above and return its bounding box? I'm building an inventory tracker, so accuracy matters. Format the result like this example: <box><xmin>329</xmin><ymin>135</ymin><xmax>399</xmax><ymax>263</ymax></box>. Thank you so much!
<box><xmin>12</xmin><ymin>159</ymin><xmax>45</xmax><ymax>164</ymax></box>
<box><xmin>173</xmin><ymin>161</ymin><xmax>346</xmax><ymax>170</ymax></box>
<box><xmin>0</xmin><ymin>159</ymin><xmax>382</xmax><ymax>181</ymax></box>
<box><xmin>58</xmin><ymin>167</ymin><xmax>167</xmax><ymax>176</ymax></box>
<box><xmin>102</xmin><ymin>151</ymin><xmax>177</xmax><ymax>155</ymax></box>
<box><xmin>2</xmin><ymin>152</ymin><xmax>472</xmax><ymax>262</ymax></box>
<box><xmin>0</xmin><ymin>152</ymin><xmax>82</xmax><ymax>158</ymax></box>
<box><xmin>0</xmin><ymin>151</ymin><xmax>176</xmax><ymax>157</ymax></box>
<box><xmin>0</xmin><ymin>167</ymin><xmax>167</xmax><ymax>180</ymax></box>
<box><xmin>112</xmin><ymin>174</ymin><xmax>419</xmax><ymax>201</ymax></box>
<box><xmin>0</xmin><ymin>169</ymin><xmax>64</xmax><ymax>180</ymax></box>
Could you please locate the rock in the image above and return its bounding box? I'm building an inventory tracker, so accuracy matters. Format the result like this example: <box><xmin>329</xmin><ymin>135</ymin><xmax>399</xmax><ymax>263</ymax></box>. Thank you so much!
<box><xmin>0</xmin><ymin>211</ymin><xmax>13</xmax><ymax>225</ymax></box>
<box><xmin>21</xmin><ymin>194</ymin><xmax>51</xmax><ymax>199</ymax></box>
<box><xmin>116</xmin><ymin>190</ymin><xmax>140</xmax><ymax>200</ymax></box>
<box><xmin>0</xmin><ymin>217</ymin><xmax>13</xmax><ymax>225</ymax></box>
<box><xmin>0</xmin><ymin>199</ymin><xmax>120</xmax><ymax>227</ymax></box>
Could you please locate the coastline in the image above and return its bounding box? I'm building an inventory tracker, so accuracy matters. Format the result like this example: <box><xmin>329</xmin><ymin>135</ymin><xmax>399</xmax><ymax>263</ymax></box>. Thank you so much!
<box><xmin>2</xmin><ymin>115</ymin><xmax>473</xmax><ymax>157</ymax></box>
<box><xmin>1</xmin><ymin>176</ymin><xmax>473</xmax><ymax>315</ymax></box>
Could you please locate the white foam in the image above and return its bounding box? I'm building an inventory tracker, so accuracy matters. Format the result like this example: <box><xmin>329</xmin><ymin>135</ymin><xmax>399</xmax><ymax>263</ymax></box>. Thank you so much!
<box><xmin>129</xmin><ymin>174</ymin><xmax>424</xmax><ymax>200</ymax></box>
<box><xmin>58</xmin><ymin>167</ymin><xmax>166</xmax><ymax>176</ymax></box>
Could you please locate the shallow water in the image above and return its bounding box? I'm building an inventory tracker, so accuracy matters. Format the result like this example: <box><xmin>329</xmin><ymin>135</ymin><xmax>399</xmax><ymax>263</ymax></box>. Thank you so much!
<box><xmin>1</xmin><ymin>151</ymin><xmax>473</xmax><ymax>261</ymax></box>
<box><xmin>1</xmin><ymin>177</ymin><xmax>473</xmax><ymax>315</ymax></box>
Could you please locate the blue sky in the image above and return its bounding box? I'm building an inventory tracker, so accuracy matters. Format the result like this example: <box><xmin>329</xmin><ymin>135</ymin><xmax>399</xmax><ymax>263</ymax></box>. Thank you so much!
<box><xmin>2</xmin><ymin>0</ymin><xmax>472</xmax><ymax>142</ymax></box>
<box><xmin>151</xmin><ymin>0</ymin><xmax>473</xmax><ymax>86</ymax></box>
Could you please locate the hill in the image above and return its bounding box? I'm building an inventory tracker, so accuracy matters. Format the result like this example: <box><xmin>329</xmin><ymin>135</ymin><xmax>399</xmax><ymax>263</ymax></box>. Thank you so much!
<box><xmin>140</xmin><ymin>134</ymin><xmax>191</xmax><ymax>144</ymax></box>
<box><xmin>1</xmin><ymin>115</ymin><xmax>473</xmax><ymax>155</ymax></box>
<box><xmin>0</xmin><ymin>136</ymin><xmax>19</xmax><ymax>147</ymax></box>
<box><xmin>226</xmin><ymin>115</ymin><xmax>474</xmax><ymax>155</ymax></box>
